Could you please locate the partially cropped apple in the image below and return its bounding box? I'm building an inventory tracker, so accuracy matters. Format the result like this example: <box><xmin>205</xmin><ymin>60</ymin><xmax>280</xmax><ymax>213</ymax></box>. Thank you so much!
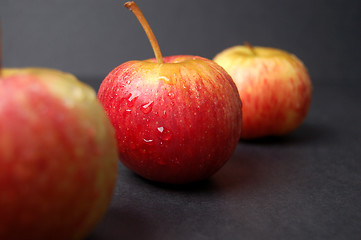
<box><xmin>97</xmin><ymin>2</ymin><xmax>242</xmax><ymax>184</ymax></box>
<box><xmin>0</xmin><ymin>68</ymin><xmax>118</xmax><ymax>240</ymax></box>
<box><xmin>214</xmin><ymin>44</ymin><xmax>312</xmax><ymax>139</ymax></box>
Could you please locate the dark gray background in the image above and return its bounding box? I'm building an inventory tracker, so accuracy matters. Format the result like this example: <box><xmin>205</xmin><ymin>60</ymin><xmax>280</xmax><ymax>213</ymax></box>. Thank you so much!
<box><xmin>1</xmin><ymin>0</ymin><xmax>360</xmax><ymax>86</ymax></box>
<box><xmin>1</xmin><ymin>1</ymin><xmax>361</xmax><ymax>239</ymax></box>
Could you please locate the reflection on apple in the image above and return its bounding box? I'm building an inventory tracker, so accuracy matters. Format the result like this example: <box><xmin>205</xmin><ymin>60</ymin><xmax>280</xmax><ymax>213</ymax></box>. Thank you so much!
<box><xmin>98</xmin><ymin>2</ymin><xmax>242</xmax><ymax>184</ymax></box>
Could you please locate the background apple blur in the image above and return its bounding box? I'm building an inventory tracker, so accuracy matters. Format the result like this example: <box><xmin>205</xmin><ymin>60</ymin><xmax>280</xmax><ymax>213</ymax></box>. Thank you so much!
<box><xmin>1</xmin><ymin>0</ymin><xmax>360</xmax><ymax>88</ymax></box>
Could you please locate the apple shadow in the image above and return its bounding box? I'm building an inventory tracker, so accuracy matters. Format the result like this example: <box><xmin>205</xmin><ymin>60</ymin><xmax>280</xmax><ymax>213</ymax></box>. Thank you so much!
<box><xmin>120</xmin><ymin>123</ymin><xmax>331</xmax><ymax>194</ymax></box>
<box><xmin>127</xmin><ymin>147</ymin><xmax>287</xmax><ymax>196</ymax></box>
<box><xmin>130</xmin><ymin>172</ymin><xmax>216</xmax><ymax>194</ymax></box>
<box><xmin>239</xmin><ymin>122</ymin><xmax>333</xmax><ymax>146</ymax></box>
<box><xmin>86</xmin><ymin>122</ymin><xmax>335</xmax><ymax>240</ymax></box>
<box><xmin>128</xmin><ymin>153</ymin><xmax>273</xmax><ymax>196</ymax></box>
<box><xmin>210</xmin><ymin>149</ymin><xmax>272</xmax><ymax>193</ymax></box>
<box><xmin>208</xmin><ymin>122</ymin><xmax>335</xmax><ymax>193</ymax></box>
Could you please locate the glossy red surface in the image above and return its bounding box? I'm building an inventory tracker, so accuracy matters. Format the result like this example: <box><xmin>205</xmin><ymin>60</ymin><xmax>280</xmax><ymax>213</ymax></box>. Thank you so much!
<box><xmin>98</xmin><ymin>55</ymin><xmax>242</xmax><ymax>184</ymax></box>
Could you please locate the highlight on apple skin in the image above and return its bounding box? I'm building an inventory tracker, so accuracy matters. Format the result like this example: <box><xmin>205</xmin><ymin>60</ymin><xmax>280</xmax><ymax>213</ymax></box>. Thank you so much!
<box><xmin>0</xmin><ymin>68</ymin><xmax>118</xmax><ymax>240</ymax></box>
<box><xmin>214</xmin><ymin>44</ymin><xmax>312</xmax><ymax>139</ymax></box>
<box><xmin>97</xmin><ymin>2</ymin><xmax>242</xmax><ymax>184</ymax></box>
<box><xmin>98</xmin><ymin>55</ymin><xmax>242</xmax><ymax>184</ymax></box>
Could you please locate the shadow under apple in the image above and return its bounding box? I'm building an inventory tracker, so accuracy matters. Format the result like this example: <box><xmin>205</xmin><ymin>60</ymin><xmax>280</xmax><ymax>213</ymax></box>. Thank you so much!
<box><xmin>208</xmin><ymin>121</ymin><xmax>334</xmax><ymax>193</ymax></box>
<box><xmin>239</xmin><ymin>122</ymin><xmax>333</xmax><ymax>146</ymax></box>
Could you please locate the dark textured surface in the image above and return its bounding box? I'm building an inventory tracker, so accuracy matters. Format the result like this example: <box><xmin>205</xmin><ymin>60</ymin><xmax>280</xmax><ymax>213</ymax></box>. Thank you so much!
<box><xmin>1</xmin><ymin>0</ymin><xmax>360</xmax><ymax>238</ymax></box>
<box><xmin>86</xmin><ymin>83</ymin><xmax>361</xmax><ymax>240</ymax></box>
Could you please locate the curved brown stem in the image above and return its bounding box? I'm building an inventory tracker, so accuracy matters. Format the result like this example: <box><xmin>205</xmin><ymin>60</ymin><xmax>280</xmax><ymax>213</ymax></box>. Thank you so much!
<box><xmin>125</xmin><ymin>1</ymin><xmax>164</xmax><ymax>63</ymax></box>
<box><xmin>244</xmin><ymin>41</ymin><xmax>257</xmax><ymax>56</ymax></box>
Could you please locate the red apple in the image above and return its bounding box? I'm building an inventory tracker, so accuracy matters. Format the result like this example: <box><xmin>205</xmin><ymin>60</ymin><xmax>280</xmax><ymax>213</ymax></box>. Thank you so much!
<box><xmin>0</xmin><ymin>68</ymin><xmax>118</xmax><ymax>240</ymax></box>
<box><xmin>213</xmin><ymin>44</ymin><xmax>312</xmax><ymax>139</ymax></box>
<box><xmin>97</xmin><ymin>1</ymin><xmax>242</xmax><ymax>184</ymax></box>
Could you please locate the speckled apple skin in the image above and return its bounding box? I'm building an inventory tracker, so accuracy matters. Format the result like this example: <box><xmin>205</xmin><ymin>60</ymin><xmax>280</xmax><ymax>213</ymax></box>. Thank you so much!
<box><xmin>0</xmin><ymin>68</ymin><xmax>118</xmax><ymax>240</ymax></box>
<box><xmin>98</xmin><ymin>55</ymin><xmax>242</xmax><ymax>184</ymax></box>
<box><xmin>214</xmin><ymin>46</ymin><xmax>312</xmax><ymax>139</ymax></box>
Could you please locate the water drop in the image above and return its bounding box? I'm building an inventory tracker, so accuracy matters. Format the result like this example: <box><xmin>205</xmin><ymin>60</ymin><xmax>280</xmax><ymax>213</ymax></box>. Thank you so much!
<box><xmin>143</xmin><ymin>138</ymin><xmax>154</xmax><ymax>145</ymax></box>
<box><xmin>158</xmin><ymin>76</ymin><xmax>175</xmax><ymax>85</ymax></box>
<box><xmin>127</xmin><ymin>93</ymin><xmax>139</xmax><ymax>107</ymax></box>
<box><xmin>157</xmin><ymin>127</ymin><xmax>173</xmax><ymax>141</ymax></box>
<box><xmin>158</xmin><ymin>76</ymin><xmax>170</xmax><ymax>83</ymax></box>
<box><xmin>128</xmin><ymin>93</ymin><xmax>137</xmax><ymax>101</ymax></box>
<box><xmin>123</xmin><ymin>109</ymin><xmax>132</xmax><ymax>117</ymax></box>
<box><xmin>123</xmin><ymin>74</ymin><xmax>131</xmax><ymax>84</ymax></box>
<box><xmin>121</xmin><ymin>93</ymin><xmax>132</xmax><ymax>102</ymax></box>
<box><xmin>168</xmin><ymin>92</ymin><xmax>175</xmax><ymax>99</ymax></box>
<box><xmin>162</xmin><ymin>110</ymin><xmax>167</xmax><ymax>119</ymax></box>
<box><xmin>140</xmin><ymin>101</ymin><xmax>154</xmax><ymax>114</ymax></box>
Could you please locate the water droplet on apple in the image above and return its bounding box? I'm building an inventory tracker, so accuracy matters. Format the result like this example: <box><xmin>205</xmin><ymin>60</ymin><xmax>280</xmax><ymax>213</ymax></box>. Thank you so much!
<box><xmin>121</xmin><ymin>93</ymin><xmax>132</xmax><ymax>102</ymax></box>
<box><xmin>127</xmin><ymin>93</ymin><xmax>139</xmax><ymax>107</ymax></box>
<box><xmin>123</xmin><ymin>109</ymin><xmax>132</xmax><ymax>117</ymax></box>
<box><xmin>128</xmin><ymin>93</ymin><xmax>137</xmax><ymax>101</ymax></box>
<box><xmin>123</xmin><ymin>74</ymin><xmax>130</xmax><ymax>82</ymax></box>
<box><xmin>140</xmin><ymin>101</ymin><xmax>154</xmax><ymax>114</ymax></box>
<box><xmin>158</xmin><ymin>76</ymin><xmax>170</xmax><ymax>83</ymax></box>
<box><xmin>162</xmin><ymin>110</ymin><xmax>167</xmax><ymax>119</ymax></box>
<box><xmin>168</xmin><ymin>92</ymin><xmax>175</xmax><ymax>99</ymax></box>
<box><xmin>143</xmin><ymin>138</ymin><xmax>154</xmax><ymax>145</ymax></box>
<box><xmin>158</xmin><ymin>76</ymin><xmax>175</xmax><ymax>85</ymax></box>
<box><xmin>124</xmin><ymin>76</ymin><xmax>131</xmax><ymax>85</ymax></box>
<box><xmin>157</xmin><ymin>126</ymin><xmax>173</xmax><ymax>141</ymax></box>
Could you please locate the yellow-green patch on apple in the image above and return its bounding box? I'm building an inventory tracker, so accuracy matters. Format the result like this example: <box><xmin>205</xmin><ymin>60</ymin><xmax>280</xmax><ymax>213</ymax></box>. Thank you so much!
<box><xmin>214</xmin><ymin>44</ymin><xmax>312</xmax><ymax>139</ymax></box>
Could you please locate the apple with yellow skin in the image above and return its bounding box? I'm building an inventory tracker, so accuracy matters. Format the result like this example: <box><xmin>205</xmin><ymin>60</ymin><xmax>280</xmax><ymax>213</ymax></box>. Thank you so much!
<box><xmin>214</xmin><ymin>44</ymin><xmax>312</xmax><ymax>139</ymax></box>
<box><xmin>0</xmin><ymin>68</ymin><xmax>118</xmax><ymax>240</ymax></box>
<box><xmin>98</xmin><ymin>2</ymin><xmax>242</xmax><ymax>184</ymax></box>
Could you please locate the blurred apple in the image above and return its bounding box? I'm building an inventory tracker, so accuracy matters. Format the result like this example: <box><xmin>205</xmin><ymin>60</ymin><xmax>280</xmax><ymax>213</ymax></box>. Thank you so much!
<box><xmin>214</xmin><ymin>44</ymin><xmax>312</xmax><ymax>139</ymax></box>
<box><xmin>97</xmin><ymin>2</ymin><xmax>242</xmax><ymax>184</ymax></box>
<box><xmin>0</xmin><ymin>68</ymin><xmax>118</xmax><ymax>240</ymax></box>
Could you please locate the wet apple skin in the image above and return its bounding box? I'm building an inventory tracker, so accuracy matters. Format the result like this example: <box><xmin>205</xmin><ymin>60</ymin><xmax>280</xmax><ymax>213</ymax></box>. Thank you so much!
<box><xmin>98</xmin><ymin>55</ymin><xmax>242</xmax><ymax>184</ymax></box>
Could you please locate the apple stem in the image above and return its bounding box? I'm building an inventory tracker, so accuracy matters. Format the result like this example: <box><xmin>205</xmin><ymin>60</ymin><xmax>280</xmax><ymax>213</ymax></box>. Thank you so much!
<box><xmin>124</xmin><ymin>1</ymin><xmax>164</xmax><ymax>64</ymax></box>
<box><xmin>244</xmin><ymin>41</ymin><xmax>256</xmax><ymax>56</ymax></box>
